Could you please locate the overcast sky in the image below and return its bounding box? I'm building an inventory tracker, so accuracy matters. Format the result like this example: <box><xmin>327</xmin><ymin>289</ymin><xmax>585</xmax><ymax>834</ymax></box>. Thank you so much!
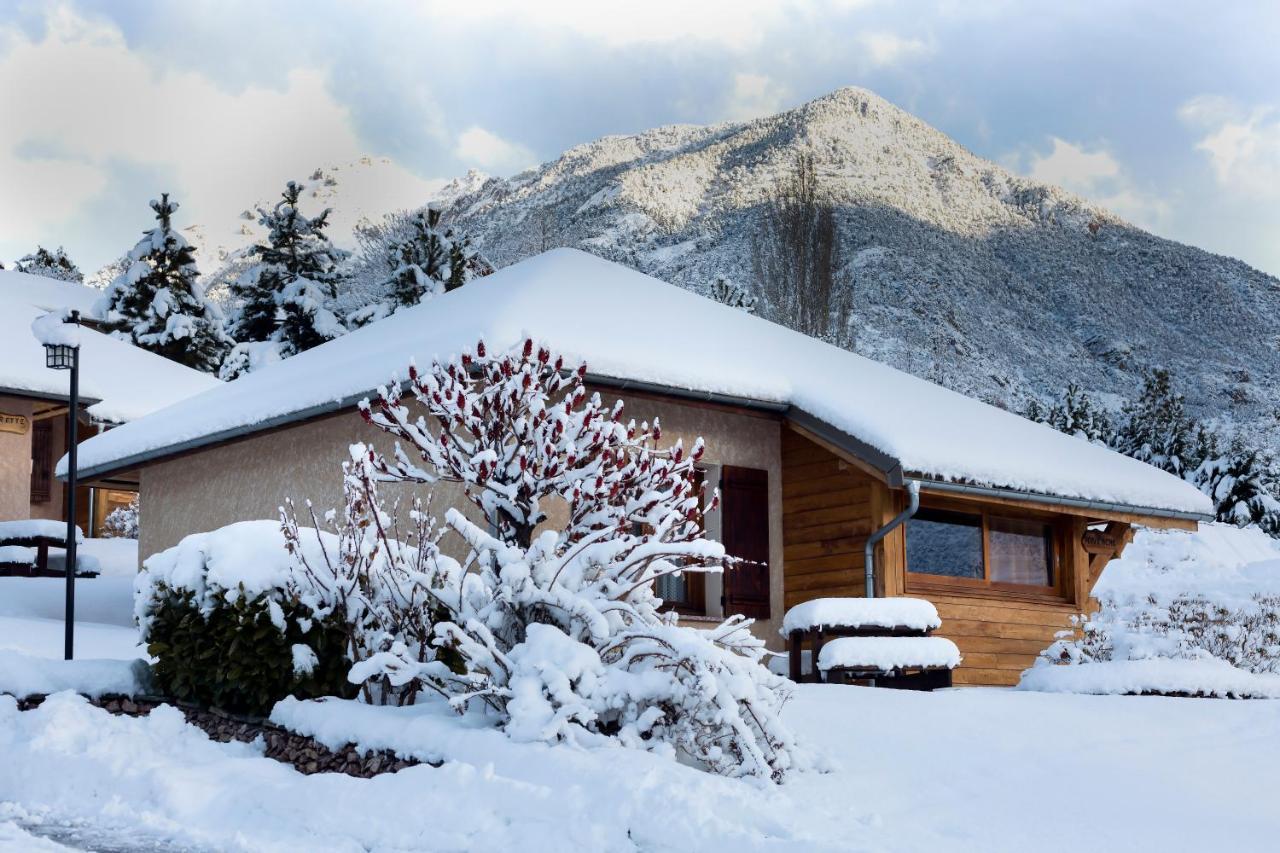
<box><xmin>2</xmin><ymin>0</ymin><xmax>1278</xmax><ymax>276</ymax></box>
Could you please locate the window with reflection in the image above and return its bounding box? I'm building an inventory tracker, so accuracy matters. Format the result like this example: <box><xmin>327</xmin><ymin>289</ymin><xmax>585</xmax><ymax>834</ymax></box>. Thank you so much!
<box><xmin>905</xmin><ymin>509</ymin><xmax>983</xmax><ymax>579</ymax></box>
<box><xmin>906</xmin><ymin>505</ymin><xmax>1056</xmax><ymax>590</ymax></box>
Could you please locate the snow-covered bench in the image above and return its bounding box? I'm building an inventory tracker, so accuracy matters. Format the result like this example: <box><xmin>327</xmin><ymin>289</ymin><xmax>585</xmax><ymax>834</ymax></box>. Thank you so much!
<box><xmin>817</xmin><ymin>636</ymin><xmax>961</xmax><ymax>690</ymax></box>
<box><xmin>782</xmin><ymin>597</ymin><xmax>954</xmax><ymax>688</ymax></box>
<box><xmin>0</xmin><ymin>520</ymin><xmax>93</xmax><ymax>577</ymax></box>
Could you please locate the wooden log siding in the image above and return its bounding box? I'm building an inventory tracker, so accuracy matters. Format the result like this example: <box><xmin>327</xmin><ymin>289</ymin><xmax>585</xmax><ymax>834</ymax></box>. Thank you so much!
<box><xmin>781</xmin><ymin>428</ymin><xmax>879</xmax><ymax>611</ymax></box>
<box><xmin>780</xmin><ymin>426</ymin><xmax>1084</xmax><ymax>687</ymax></box>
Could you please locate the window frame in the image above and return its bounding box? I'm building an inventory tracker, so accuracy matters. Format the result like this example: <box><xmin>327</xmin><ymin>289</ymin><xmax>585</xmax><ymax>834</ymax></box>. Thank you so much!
<box><xmin>904</xmin><ymin>497</ymin><xmax>1066</xmax><ymax>600</ymax></box>
<box><xmin>657</xmin><ymin>467</ymin><xmax>708</xmax><ymax>616</ymax></box>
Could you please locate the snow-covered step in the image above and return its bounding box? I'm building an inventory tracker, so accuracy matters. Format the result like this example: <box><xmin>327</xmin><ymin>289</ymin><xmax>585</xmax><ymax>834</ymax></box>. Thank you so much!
<box><xmin>817</xmin><ymin>636</ymin><xmax>962</xmax><ymax>673</ymax></box>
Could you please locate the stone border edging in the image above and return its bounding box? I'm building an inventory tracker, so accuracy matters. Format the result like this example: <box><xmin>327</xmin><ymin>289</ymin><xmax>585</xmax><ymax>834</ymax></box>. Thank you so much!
<box><xmin>9</xmin><ymin>692</ymin><xmax>431</xmax><ymax>778</ymax></box>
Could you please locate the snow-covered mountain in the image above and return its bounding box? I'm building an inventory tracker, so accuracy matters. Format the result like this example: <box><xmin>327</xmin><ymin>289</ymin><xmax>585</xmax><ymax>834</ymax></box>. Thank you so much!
<box><xmin>432</xmin><ymin>87</ymin><xmax>1280</xmax><ymax>450</ymax></box>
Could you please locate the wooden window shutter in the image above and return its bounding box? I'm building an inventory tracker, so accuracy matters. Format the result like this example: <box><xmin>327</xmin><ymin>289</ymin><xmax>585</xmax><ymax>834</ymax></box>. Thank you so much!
<box><xmin>721</xmin><ymin>465</ymin><xmax>771</xmax><ymax>619</ymax></box>
<box><xmin>30</xmin><ymin>420</ymin><xmax>53</xmax><ymax>503</ymax></box>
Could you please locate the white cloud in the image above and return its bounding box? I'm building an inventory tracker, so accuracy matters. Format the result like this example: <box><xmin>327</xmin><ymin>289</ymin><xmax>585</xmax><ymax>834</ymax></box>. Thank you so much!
<box><xmin>857</xmin><ymin>32</ymin><xmax>933</xmax><ymax>67</ymax></box>
<box><xmin>416</xmin><ymin>0</ymin><xmax>795</xmax><ymax>50</ymax></box>
<box><xmin>454</xmin><ymin>127</ymin><xmax>537</xmax><ymax>175</ymax></box>
<box><xmin>1179</xmin><ymin>95</ymin><xmax>1280</xmax><ymax>197</ymax></box>
<box><xmin>1027</xmin><ymin>137</ymin><xmax>1121</xmax><ymax>189</ymax></box>
<box><xmin>0</xmin><ymin>6</ymin><xmax>438</xmax><ymax>263</ymax></box>
<box><xmin>722</xmin><ymin>73</ymin><xmax>790</xmax><ymax>122</ymax></box>
<box><xmin>1020</xmin><ymin>137</ymin><xmax>1169</xmax><ymax>229</ymax></box>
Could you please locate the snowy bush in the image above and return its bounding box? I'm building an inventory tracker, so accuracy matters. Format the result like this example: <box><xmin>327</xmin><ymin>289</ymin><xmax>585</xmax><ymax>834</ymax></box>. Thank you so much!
<box><xmin>137</xmin><ymin>521</ymin><xmax>362</xmax><ymax>714</ymax></box>
<box><xmin>101</xmin><ymin>497</ymin><xmax>139</xmax><ymax>539</ymax></box>
<box><xmin>340</xmin><ymin>339</ymin><xmax>803</xmax><ymax>781</ymax></box>
<box><xmin>280</xmin><ymin>446</ymin><xmax>464</xmax><ymax>706</ymax></box>
<box><xmin>1035</xmin><ymin>525</ymin><xmax>1280</xmax><ymax>686</ymax></box>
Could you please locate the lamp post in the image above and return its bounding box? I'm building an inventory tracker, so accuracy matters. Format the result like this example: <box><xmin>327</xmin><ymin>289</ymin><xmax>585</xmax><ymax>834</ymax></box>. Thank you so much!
<box><xmin>43</xmin><ymin>310</ymin><xmax>81</xmax><ymax>661</ymax></box>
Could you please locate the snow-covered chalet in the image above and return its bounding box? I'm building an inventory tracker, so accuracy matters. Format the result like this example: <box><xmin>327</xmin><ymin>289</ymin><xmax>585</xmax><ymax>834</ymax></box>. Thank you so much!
<box><xmin>0</xmin><ymin>269</ymin><xmax>219</xmax><ymax>534</ymax></box>
<box><xmin>68</xmin><ymin>249</ymin><xmax>1213</xmax><ymax>685</ymax></box>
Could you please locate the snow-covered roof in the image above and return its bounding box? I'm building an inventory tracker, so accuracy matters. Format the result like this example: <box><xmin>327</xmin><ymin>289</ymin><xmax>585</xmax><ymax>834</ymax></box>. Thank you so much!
<box><xmin>66</xmin><ymin>249</ymin><xmax>1212</xmax><ymax>517</ymax></box>
<box><xmin>0</xmin><ymin>269</ymin><xmax>101</xmax><ymax>317</ymax></box>
<box><xmin>0</xmin><ymin>270</ymin><xmax>220</xmax><ymax>423</ymax></box>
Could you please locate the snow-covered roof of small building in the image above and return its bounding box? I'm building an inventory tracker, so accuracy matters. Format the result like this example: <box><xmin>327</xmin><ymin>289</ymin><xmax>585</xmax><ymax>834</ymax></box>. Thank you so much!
<box><xmin>0</xmin><ymin>269</ymin><xmax>102</xmax><ymax>317</ymax></box>
<box><xmin>66</xmin><ymin>249</ymin><xmax>1212</xmax><ymax>517</ymax></box>
<box><xmin>0</xmin><ymin>270</ymin><xmax>221</xmax><ymax>423</ymax></box>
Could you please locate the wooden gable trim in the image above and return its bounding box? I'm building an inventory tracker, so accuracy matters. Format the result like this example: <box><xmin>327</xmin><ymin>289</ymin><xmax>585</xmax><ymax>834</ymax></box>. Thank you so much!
<box><xmin>783</xmin><ymin>421</ymin><xmax>892</xmax><ymax>485</ymax></box>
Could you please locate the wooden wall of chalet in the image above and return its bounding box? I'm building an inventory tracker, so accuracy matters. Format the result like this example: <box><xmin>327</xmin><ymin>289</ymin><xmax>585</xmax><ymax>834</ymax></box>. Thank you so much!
<box><xmin>780</xmin><ymin>426</ymin><xmax>1083</xmax><ymax>688</ymax></box>
<box><xmin>780</xmin><ymin>427</ymin><xmax>876</xmax><ymax>611</ymax></box>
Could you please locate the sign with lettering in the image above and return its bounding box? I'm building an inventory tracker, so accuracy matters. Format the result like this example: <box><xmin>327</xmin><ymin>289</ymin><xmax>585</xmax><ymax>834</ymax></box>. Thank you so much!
<box><xmin>0</xmin><ymin>413</ymin><xmax>29</xmax><ymax>436</ymax></box>
<box><xmin>1082</xmin><ymin>529</ymin><xmax>1120</xmax><ymax>554</ymax></box>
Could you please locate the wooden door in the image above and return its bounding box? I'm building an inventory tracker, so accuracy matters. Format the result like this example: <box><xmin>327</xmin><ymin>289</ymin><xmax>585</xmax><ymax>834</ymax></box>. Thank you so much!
<box><xmin>721</xmin><ymin>465</ymin><xmax>771</xmax><ymax>619</ymax></box>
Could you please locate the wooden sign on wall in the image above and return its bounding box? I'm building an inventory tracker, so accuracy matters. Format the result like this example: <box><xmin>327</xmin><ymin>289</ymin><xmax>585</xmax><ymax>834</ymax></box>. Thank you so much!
<box><xmin>1082</xmin><ymin>529</ymin><xmax>1121</xmax><ymax>555</ymax></box>
<box><xmin>0</xmin><ymin>413</ymin><xmax>29</xmax><ymax>436</ymax></box>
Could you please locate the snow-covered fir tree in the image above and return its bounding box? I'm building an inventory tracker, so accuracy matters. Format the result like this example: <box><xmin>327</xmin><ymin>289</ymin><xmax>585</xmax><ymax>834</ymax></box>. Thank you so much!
<box><xmin>1192</xmin><ymin>437</ymin><xmax>1280</xmax><ymax>534</ymax></box>
<box><xmin>15</xmin><ymin>246</ymin><xmax>83</xmax><ymax>282</ymax></box>
<box><xmin>224</xmin><ymin>181</ymin><xmax>347</xmax><ymax>372</ymax></box>
<box><xmin>347</xmin><ymin>207</ymin><xmax>493</xmax><ymax>327</ymax></box>
<box><xmin>1114</xmin><ymin>369</ymin><xmax>1200</xmax><ymax>478</ymax></box>
<box><xmin>97</xmin><ymin>194</ymin><xmax>231</xmax><ymax>373</ymax></box>
<box><xmin>706</xmin><ymin>275</ymin><xmax>757</xmax><ymax>314</ymax></box>
<box><xmin>1025</xmin><ymin>383</ymin><xmax>1113</xmax><ymax>444</ymax></box>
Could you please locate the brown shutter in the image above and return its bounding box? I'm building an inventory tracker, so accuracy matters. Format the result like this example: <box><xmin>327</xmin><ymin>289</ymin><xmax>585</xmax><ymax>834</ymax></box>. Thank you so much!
<box><xmin>721</xmin><ymin>465</ymin><xmax>770</xmax><ymax>619</ymax></box>
<box><xmin>30</xmin><ymin>420</ymin><xmax>53</xmax><ymax>503</ymax></box>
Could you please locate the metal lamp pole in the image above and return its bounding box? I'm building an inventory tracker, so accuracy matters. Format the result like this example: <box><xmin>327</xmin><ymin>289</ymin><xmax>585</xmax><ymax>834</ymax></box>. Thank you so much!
<box><xmin>43</xmin><ymin>310</ymin><xmax>82</xmax><ymax>661</ymax></box>
<box><xmin>64</xmin><ymin>338</ymin><xmax>79</xmax><ymax>661</ymax></box>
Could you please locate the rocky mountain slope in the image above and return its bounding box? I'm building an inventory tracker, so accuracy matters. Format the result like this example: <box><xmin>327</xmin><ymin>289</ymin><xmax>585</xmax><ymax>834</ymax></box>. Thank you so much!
<box><xmin>433</xmin><ymin>87</ymin><xmax>1280</xmax><ymax>449</ymax></box>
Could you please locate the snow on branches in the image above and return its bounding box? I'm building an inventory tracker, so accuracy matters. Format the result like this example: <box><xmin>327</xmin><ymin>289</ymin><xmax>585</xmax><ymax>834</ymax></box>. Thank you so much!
<box><xmin>98</xmin><ymin>193</ymin><xmax>231</xmax><ymax>373</ymax></box>
<box><xmin>341</xmin><ymin>338</ymin><xmax>802</xmax><ymax>781</ymax></box>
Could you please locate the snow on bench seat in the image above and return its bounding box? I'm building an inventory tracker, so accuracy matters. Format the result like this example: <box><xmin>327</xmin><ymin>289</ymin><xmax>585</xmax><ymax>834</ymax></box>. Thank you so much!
<box><xmin>0</xmin><ymin>519</ymin><xmax>83</xmax><ymax>545</ymax></box>
<box><xmin>782</xmin><ymin>597</ymin><xmax>941</xmax><ymax>636</ymax></box>
<box><xmin>0</xmin><ymin>546</ymin><xmax>36</xmax><ymax>567</ymax></box>
<box><xmin>817</xmin><ymin>636</ymin><xmax>961</xmax><ymax>672</ymax></box>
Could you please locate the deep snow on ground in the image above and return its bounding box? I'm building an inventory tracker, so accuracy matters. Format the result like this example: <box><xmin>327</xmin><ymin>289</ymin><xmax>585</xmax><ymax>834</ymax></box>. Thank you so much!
<box><xmin>1</xmin><ymin>681</ymin><xmax>1278</xmax><ymax>852</ymax></box>
<box><xmin>2</xmin><ymin>529</ymin><xmax>1279</xmax><ymax>851</ymax></box>
<box><xmin>0</xmin><ymin>552</ymin><xmax>142</xmax><ymax>661</ymax></box>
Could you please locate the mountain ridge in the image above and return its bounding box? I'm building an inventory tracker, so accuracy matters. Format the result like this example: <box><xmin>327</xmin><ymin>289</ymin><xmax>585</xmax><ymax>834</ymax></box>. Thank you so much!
<box><xmin>430</xmin><ymin>86</ymin><xmax>1280</xmax><ymax>450</ymax></box>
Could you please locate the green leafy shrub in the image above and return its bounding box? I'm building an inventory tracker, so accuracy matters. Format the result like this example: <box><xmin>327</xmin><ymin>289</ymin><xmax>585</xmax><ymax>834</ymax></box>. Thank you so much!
<box><xmin>144</xmin><ymin>583</ymin><xmax>357</xmax><ymax>716</ymax></box>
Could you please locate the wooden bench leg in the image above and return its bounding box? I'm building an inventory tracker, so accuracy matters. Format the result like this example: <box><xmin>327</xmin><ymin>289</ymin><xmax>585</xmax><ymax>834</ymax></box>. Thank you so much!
<box><xmin>788</xmin><ymin>631</ymin><xmax>803</xmax><ymax>682</ymax></box>
<box><xmin>36</xmin><ymin>543</ymin><xmax>49</xmax><ymax>574</ymax></box>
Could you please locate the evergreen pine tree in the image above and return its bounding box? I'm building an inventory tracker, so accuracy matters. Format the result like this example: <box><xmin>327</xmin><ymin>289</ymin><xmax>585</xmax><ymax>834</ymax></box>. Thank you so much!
<box><xmin>227</xmin><ymin>180</ymin><xmax>348</xmax><ymax>356</ymax></box>
<box><xmin>15</xmin><ymin>246</ymin><xmax>83</xmax><ymax>282</ymax></box>
<box><xmin>1025</xmin><ymin>383</ymin><xmax>1114</xmax><ymax>444</ymax></box>
<box><xmin>1114</xmin><ymin>369</ymin><xmax>1199</xmax><ymax>477</ymax></box>
<box><xmin>98</xmin><ymin>194</ymin><xmax>230</xmax><ymax>373</ymax></box>
<box><xmin>347</xmin><ymin>207</ymin><xmax>493</xmax><ymax>327</ymax></box>
<box><xmin>1193</xmin><ymin>437</ymin><xmax>1280</xmax><ymax>534</ymax></box>
<box><xmin>707</xmin><ymin>275</ymin><xmax>758</xmax><ymax>314</ymax></box>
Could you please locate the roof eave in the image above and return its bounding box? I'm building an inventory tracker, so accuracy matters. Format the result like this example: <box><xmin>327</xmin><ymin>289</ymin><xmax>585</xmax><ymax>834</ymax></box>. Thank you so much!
<box><xmin>0</xmin><ymin>384</ymin><xmax>104</xmax><ymax>408</ymax></box>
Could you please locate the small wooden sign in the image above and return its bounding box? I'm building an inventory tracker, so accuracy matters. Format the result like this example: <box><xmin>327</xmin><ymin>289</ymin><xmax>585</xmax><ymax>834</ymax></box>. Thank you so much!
<box><xmin>0</xmin><ymin>413</ymin><xmax>29</xmax><ymax>436</ymax></box>
<box><xmin>1082</xmin><ymin>529</ymin><xmax>1120</xmax><ymax>554</ymax></box>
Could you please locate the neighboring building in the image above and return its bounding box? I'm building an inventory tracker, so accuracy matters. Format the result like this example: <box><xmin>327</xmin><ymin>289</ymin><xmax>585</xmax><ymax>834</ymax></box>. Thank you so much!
<box><xmin>68</xmin><ymin>249</ymin><xmax>1212</xmax><ymax>685</ymax></box>
<box><xmin>0</xmin><ymin>269</ymin><xmax>220</xmax><ymax>535</ymax></box>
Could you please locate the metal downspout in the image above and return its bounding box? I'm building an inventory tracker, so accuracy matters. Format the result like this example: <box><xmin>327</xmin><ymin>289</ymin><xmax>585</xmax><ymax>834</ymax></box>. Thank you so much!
<box><xmin>864</xmin><ymin>481</ymin><xmax>920</xmax><ymax>598</ymax></box>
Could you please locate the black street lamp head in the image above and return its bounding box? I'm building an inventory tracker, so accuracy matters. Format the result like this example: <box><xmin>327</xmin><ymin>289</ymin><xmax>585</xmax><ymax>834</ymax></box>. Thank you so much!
<box><xmin>42</xmin><ymin>309</ymin><xmax>81</xmax><ymax>371</ymax></box>
<box><xmin>45</xmin><ymin>343</ymin><xmax>76</xmax><ymax>370</ymax></box>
